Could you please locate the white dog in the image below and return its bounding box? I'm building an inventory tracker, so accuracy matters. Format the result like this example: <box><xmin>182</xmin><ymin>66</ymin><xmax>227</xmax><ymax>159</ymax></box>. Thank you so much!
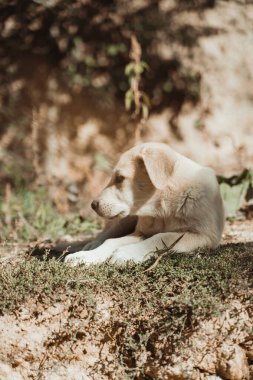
<box><xmin>65</xmin><ymin>142</ymin><xmax>224</xmax><ymax>265</ymax></box>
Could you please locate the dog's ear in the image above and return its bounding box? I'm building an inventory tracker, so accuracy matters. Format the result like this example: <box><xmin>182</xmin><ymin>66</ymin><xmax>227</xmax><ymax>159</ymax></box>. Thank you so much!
<box><xmin>138</xmin><ymin>147</ymin><xmax>174</xmax><ymax>190</ymax></box>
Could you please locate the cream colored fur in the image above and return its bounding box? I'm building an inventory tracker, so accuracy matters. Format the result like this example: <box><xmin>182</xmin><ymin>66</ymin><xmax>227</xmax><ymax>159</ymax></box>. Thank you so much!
<box><xmin>65</xmin><ymin>142</ymin><xmax>225</xmax><ymax>265</ymax></box>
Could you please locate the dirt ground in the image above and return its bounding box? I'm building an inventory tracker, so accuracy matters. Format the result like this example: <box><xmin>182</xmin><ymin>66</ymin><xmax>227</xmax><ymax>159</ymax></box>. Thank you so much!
<box><xmin>223</xmin><ymin>220</ymin><xmax>253</xmax><ymax>245</ymax></box>
<box><xmin>0</xmin><ymin>298</ymin><xmax>252</xmax><ymax>380</ymax></box>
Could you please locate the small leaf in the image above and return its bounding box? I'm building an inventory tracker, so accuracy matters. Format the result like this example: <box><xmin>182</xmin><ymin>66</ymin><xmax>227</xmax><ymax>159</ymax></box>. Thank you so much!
<box><xmin>84</xmin><ymin>55</ymin><xmax>96</xmax><ymax>67</ymax></box>
<box><xmin>125</xmin><ymin>89</ymin><xmax>133</xmax><ymax>99</ymax></box>
<box><xmin>106</xmin><ymin>43</ymin><xmax>127</xmax><ymax>56</ymax></box>
<box><xmin>106</xmin><ymin>45</ymin><xmax>118</xmax><ymax>56</ymax></box>
<box><xmin>125</xmin><ymin>63</ymin><xmax>134</xmax><ymax>76</ymax></box>
<box><xmin>125</xmin><ymin>97</ymin><xmax>133</xmax><ymax>111</ymax></box>
<box><xmin>134</xmin><ymin>63</ymin><xmax>145</xmax><ymax>75</ymax></box>
<box><xmin>125</xmin><ymin>90</ymin><xmax>133</xmax><ymax>110</ymax></box>
<box><xmin>140</xmin><ymin>61</ymin><xmax>149</xmax><ymax>70</ymax></box>
<box><xmin>73</xmin><ymin>37</ymin><xmax>82</xmax><ymax>46</ymax></box>
<box><xmin>163</xmin><ymin>80</ymin><xmax>173</xmax><ymax>93</ymax></box>
<box><xmin>141</xmin><ymin>92</ymin><xmax>150</xmax><ymax>107</ymax></box>
<box><xmin>142</xmin><ymin>104</ymin><xmax>149</xmax><ymax>119</ymax></box>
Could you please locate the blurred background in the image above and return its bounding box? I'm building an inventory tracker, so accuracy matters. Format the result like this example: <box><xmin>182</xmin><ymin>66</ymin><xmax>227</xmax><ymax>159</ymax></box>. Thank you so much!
<box><xmin>0</xmin><ymin>0</ymin><xmax>253</xmax><ymax>244</ymax></box>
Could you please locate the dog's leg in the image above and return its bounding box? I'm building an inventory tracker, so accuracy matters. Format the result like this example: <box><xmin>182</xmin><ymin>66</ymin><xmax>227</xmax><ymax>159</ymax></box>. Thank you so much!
<box><xmin>109</xmin><ymin>232</ymin><xmax>213</xmax><ymax>264</ymax></box>
<box><xmin>82</xmin><ymin>215</ymin><xmax>138</xmax><ymax>250</ymax></box>
<box><xmin>64</xmin><ymin>234</ymin><xmax>142</xmax><ymax>265</ymax></box>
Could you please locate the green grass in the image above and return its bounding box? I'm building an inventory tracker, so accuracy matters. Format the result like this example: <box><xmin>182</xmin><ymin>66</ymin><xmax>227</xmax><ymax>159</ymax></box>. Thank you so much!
<box><xmin>0</xmin><ymin>243</ymin><xmax>252</xmax><ymax>369</ymax></box>
<box><xmin>0</xmin><ymin>187</ymin><xmax>100</xmax><ymax>241</ymax></box>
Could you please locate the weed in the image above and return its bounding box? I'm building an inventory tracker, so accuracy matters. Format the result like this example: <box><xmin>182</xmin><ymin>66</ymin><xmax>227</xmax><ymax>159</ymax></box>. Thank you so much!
<box><xmin>0</xmin><ymin>187</ymin><xmax>100</xmax><ymax>242</ymax></box>
<box><xmin>0</xmin><ymin>243</ymin><xmax>252</xmax><ymax>326</ymax></box>
<box><xmin>0</xmin><ymin>235</ymin><xmax>252</xmax><ymax>377</ymax></box>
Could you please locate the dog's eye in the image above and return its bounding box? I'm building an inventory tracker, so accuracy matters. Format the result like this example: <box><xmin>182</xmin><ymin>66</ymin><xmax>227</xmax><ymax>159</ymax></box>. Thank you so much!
<box><xmin>115</xmin><ymin>174</ymin><xmax>125</xmax><ymax>184</ymax></box>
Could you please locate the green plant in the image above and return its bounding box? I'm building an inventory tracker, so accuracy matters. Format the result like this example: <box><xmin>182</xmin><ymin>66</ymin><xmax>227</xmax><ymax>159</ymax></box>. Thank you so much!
<box><xmin>219</xmin><ymin>169</ymin><xmax>253</xmax><ymax>218</ymax></box>
<box><xmin>0</xmin><ymin>187</ymin><xmax>100</xmax><ymax>241</ymax></box>
<box><xmin>124</xmin><ymin>36</ymin><xmax>150</xmax><ymax>123</ymax></box>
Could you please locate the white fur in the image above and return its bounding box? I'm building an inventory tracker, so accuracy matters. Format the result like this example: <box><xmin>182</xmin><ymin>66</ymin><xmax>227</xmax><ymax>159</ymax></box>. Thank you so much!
<box><xmin>65</xmin><ymin>143</ymin><xmax>225</xmax><ymax>266</ymax></box>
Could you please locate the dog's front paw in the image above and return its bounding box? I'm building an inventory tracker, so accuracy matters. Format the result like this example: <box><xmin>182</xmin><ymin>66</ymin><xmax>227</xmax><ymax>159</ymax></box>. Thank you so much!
<box><xmin>110</xmin><ymin>247</ymin><xmax>147</xmax><ymax>264</ymax></box>
<box><xmin>64</xmin><ymin>250</ymin><xmax>112</xmax><ymax>266</ymax></box>
<box><xmin>64</xmin><ymin>251</ymin><xmax>95</xmax><ymax>266</ymax></box>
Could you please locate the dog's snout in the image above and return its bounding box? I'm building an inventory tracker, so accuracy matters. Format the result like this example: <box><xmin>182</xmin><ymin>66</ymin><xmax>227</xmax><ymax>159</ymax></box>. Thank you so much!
<box><xmin>91</xmin><ymin>200</ymin><xmax>99</xmax><ymax>211</ymax></box>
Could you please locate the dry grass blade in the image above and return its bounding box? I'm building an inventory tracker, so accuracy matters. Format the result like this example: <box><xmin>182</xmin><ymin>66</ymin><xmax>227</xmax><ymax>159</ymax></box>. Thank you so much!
<box><xmin>144</xmin><ymin>233</ymin><xmax>185</xmax><ymax>273</ymax></box>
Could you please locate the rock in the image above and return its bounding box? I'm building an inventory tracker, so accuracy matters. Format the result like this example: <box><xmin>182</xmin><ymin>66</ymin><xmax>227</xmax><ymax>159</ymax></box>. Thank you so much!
<box><xmin>0</xmin><ymin>362</ymin><xmax>24</xmax><ymax>380</ymax></box>
<box><xmin>217</xmin><ymin>344</ymin><xmax>249</xmax><ymax>380</ymax></box>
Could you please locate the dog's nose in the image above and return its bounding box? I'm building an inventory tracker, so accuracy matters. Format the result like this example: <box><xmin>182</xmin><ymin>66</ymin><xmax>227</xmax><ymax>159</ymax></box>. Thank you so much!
<box><xmin>91</xmin><ymin>200</ymin><xmax>99</xmax><ymax>211</ymax></box>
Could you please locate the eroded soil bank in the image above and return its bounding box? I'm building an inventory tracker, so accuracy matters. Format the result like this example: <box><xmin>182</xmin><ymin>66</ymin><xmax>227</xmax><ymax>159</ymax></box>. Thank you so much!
<box><xmin>0</xmin><ymin>224</ymin><xmax>252</xmax><ymax>380</ymax></box>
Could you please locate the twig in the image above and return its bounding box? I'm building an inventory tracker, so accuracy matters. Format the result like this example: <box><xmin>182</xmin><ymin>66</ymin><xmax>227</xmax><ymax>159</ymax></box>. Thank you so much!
<box><xmin>144</xmin><ymin>233</ymin><xmax>185</xmax><ymax>273</ymax></box>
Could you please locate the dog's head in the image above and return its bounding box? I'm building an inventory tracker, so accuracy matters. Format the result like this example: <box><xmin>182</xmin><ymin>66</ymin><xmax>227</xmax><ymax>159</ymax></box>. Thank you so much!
<box><xmin>91</xmin><ymin>143</ymin><xmax>176</xmax><ymax>219</ymax></box>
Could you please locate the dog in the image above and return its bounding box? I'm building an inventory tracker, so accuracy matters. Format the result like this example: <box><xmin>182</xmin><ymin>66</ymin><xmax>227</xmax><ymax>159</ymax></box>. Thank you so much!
<box><xmin>65</xmin><ymin>142</ymin><xmax>225</xmax><ymax>265</ymax></box>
